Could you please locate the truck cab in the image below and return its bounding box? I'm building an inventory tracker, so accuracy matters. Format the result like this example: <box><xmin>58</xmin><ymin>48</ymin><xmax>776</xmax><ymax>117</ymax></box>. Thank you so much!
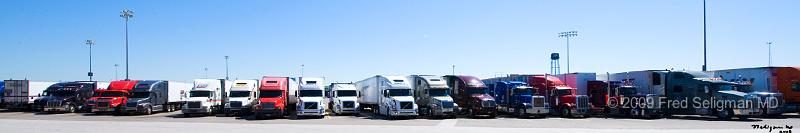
<box><xmin>489</xmin><ymin>81</ymin><xmax>549</xmax><ymax>118</ymax></box>
<box><xmin>125</xmin><ymin>80</ymin><xmax>170</xmax><ymax>115</ymax></box>
<box><xmin>529</xmin><ymin>75</ymin><xmax>590</xmax><ymax>118</ymax></box>
<box><xmin>183</xmin><ymin>79</ymin><xmax>230</xmax><ymax>117</ymax></box>
<box><xmin>444</xmin><ymin>75</ymin><xmax>497</xmax><ymax>118</ymax></box>
<box><xmin>663</xmin><ymin>71</ymin><xmax>762</xmax><ymax>119</ymax></box>
<box><xmin>410</xmin><ymin>75</ymin><xmax>455</xmax><ymax>118</ymax></box>
<box><xmin>224</xmin><ymin>80</ymin><xmax>258</xmax><ymax>116</ymax></box>
<box><xmin>587</xmin><ymin>80</ymin><xmax>661</xmax><ymax>118</ymax></box>
<box><xmin>254</xmin><ymin>77</ymin><xmax>293</xmax><ymax>119</ymax></box>
<box><xmin>329</xmin><ymin>83</ymin><xmax>359</xmax><ymax>115</ymax></box>
<box><xmin>34</xmin><ymin>81</ymin><xmax>101</xmax><ymax>113</ymax></box>
<box><xmin>88</xmin><ymin>80</ymin><xmax>138</xmax><ymax>114</ymax></box>
<box><xmin>296</xmin><ymin>77</ymin><xmax>326</xmax><ymax>117</ymax></box>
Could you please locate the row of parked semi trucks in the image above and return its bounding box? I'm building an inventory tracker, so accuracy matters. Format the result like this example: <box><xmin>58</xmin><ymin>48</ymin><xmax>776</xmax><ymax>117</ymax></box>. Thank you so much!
<box><xmin>1</xmin><ymin>67</ymin><xmax>798</xmax><ymax>120</ymax></box>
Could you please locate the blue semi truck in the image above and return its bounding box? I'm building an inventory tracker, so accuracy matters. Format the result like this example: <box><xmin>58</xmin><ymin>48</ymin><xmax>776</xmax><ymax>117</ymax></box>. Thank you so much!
<box><xmin>484</xmin><ymin>80</ymin><xmax>549</xmax><ymax>118</ymax></box>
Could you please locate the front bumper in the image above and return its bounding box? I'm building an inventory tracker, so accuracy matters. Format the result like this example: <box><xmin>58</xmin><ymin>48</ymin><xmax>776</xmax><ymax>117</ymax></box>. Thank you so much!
<box><xmin>571</xmin><ymin>108</ymin><xmax>590</xmax><ymax>116</ymax></box>
<box><xmin>334</xmin><ymin>107</ymin><xmax>358</xmax><ymax>114</ymax></box>
<box><xmin>91</xmin><ymin>106</ymin><xmax>118</xmax><ymax>112</ymax></box>
<box><xmin>389</xmin><ymin>109</ymin><xmax>418</xmax><ymax>116</ymax></box>
<box><xmin>524</xmin><ymin>107</ymin><xmax>550</xmax><ymax>115</ymax></box>
<box><xmin>733</xmin><ymin>108</ymin><xmax>762</xmax><ymax>116</ymax></box>
<box><xmin>182</xmin><ymin>106</ymin><xmax>212</xmax><ymax>114</ymax></box>
<box><xmin>431</xmin><ymin>108</ymin><xmax>456</xmax><ymax>116</ymax></box>
<box><xmin>255</xmin><ymin>108</ymin><xmax>284</xmax><ymax>117</ymax></box>
<box><xmin>297</xmin><ymin>108</ymin><xmax>325</xmax><ymax>116</ymax></box>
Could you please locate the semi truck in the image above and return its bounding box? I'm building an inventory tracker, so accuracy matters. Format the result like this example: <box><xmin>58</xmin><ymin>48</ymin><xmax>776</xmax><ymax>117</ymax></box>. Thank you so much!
<box><xmin>3</xmin><ymin>80</ymin><xmax>57</xmax><ymax>111</ymax></box>
<box><xmin>608</xmin><ymin>70</ymin><xmax>762</xmax><ymax>119</ymax></box>
<box><xmin>586</xmin><ymin>80</ymin><xmax>661</xmax><ymax>118</ymax></box>
<box><xmin>329</xmin><ymin>83</ymin><xmax>359</xmax><ymax>115</ymax></box>
<box><xmin>710</xmin><ymin>67</ymin><xmax>798</xmax><ymax>115</ymax></box>
<box><xmin>253</xmin><ymin>77</ymin><xmax>298</xmax><ymax>119</ymax></box>
<box><xmin>34</xmin><ymin>81</ymin><xmax>106</xmax><ymax>113</ymax></box>
<box><xmin>88</xmin><ymin>80</ymin><xmax>138</xmax><ymax>114</ymax></box>
<box><xmin>485</xmin><ymin>80</ymin><xmax>549</xmax><ymax>118</ymax></box>
<box><xmin>409</xmin><ymin>75</ymin><xmax>456</xmax><ymax>118</ymax></box>
<box><xmin>225</xmin><ymin>80</ymin><xmax>259</xmax><ymax>116</ymax></box>
<box><xmin>528</xmin><ymin>75</ymin><xmax>590</xmax><ymax>118</ymax></box>
<box><xmin>296</xmin><ymin>77</ymin><xmax>326</xmax><ymax>118</ymax></box>
<box><xmin>356</xmin><ymin>75</ymin><xmax>418</xmax><ymax>118</ymax></box>
<box><xmin>183</xmin><ymin>79</ymin><xmax>231</xmax><ymax>117</ymax></box>
<box><xmin>124</xmin><ymin>80</ymin><xmax>191</xmax><ymax>115</ymax></box>
<box><xmin>0</xmin><ymin>81</ymin><xmax>4</xmax><ymax>108</ymax></box>
<box><xmin>443</xmin><ymin>75</ymin><xmax>496</xmax><ymax>118</ymax></box>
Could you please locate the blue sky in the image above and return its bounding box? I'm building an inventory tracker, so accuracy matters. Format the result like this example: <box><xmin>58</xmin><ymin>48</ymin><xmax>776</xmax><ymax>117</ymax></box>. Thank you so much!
<box><xmin>1</xmin><ymin>0</ymin><xmax>797</xmax><ymax>83</ymax></box>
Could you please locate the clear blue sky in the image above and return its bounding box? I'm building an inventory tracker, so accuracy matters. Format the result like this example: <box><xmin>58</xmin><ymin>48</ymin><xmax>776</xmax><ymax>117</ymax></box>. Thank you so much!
<box><xmin>1</xmin><ymin>0</ymin><xmax>797</xmax><ymax>83</ymax></box>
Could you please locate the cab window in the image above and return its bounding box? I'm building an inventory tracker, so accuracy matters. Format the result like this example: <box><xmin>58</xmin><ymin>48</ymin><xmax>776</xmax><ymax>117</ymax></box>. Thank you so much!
<box><xmin>792</xmin><ymin>83</ymin><xmax>800</xmax><ymax>92</ymax></box>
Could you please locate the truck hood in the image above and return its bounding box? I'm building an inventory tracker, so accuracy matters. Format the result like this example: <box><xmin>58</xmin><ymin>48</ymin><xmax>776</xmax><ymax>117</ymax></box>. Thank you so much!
<box><xmin>228</xmin><ymin>97</ymin><xmax>252</xmax><ymax>103</ymax></box>
<box><xmin>187</xmin><ymin>97</ymin><xmax>211</xmax><ymax>102</ymax></box>
<box><xmin>432</xmin><ymin>96</ymin><xmax>454</xmax><ymax>102</ymax></box>
<box><xmin>127</xmin><ymin>98</ymin><xmax>149</xmax><ymax>104</ymax></box>
<box><xmin>717</xmin><ymin>90</ymin><xmax>747</xmax><ymax>97</ymax></box>
<box><xmin>299</xmin><ymin>97</ymin><xmax>324</xmax><ymax>103</ymax></box>
<box><xmin>258</xmin><ymin>97</ymin><xmax>283</xmax><ymax>103</ymax></box>
<box><xmin>390</xmin><ymin>96</ymin><xmax>415</xmax><ymax>102</ymax></box>
<box><xmin>37</xmin><ymin>96</ymin><xmax>73</xmax><ymax>102</ymax></box>
<box><xmin>470</xmin><ymin>94</ymin><xmax>495</xmax><ymax>101</ymax></box>
<box><xmin>336</xmin><ymin>96</ymin><xmax>358</xmax><ymax>102</ymax></box>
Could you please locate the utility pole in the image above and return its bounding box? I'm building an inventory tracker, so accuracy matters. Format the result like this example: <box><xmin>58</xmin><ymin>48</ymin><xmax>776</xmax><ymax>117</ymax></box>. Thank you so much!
<box><xmin>767</xmin><ymin>42</ymin><xmax>773</xmax><ymax>67</ymax></box>
<box><xmin>702</xmin><ymin>0</ymin><xmax>708</xmax><ymax>71</ymax></box>
<box><xmin>85</xmin><ymin>40</ymin><xmax>95</xmax><ymax>81</ymax></box>
<box><xmin>120</xmin><ymin>9</ymin><xmax>134</xmax><ymax>80</ymax></box>
<box><xmin>301</xmin><ymin>64</ymin><xmax>305</xmax><ymax>77</ymax></box>
<box><xmin>204</xmin><ymin>67</ymin><xmax>209</xmax><ymax>79</ymax></box>
<box><xmin>224</xmin><ymin>56</ymin><xmax>229</xmax><ymax>80</ymax></box>
<box><xmin>558</xmin><ymin>31</ymin><xmax>578</xmax><ymax>74</ymax></box>
<box><xmin>114</xmin><ymin>64</ymin><xmax>119</xmax><ymax>80</ymax></box>
<box><xmin>451</xmin><ymin>65</ymin><xmax>455</xmax><ymax>75</ymax></box>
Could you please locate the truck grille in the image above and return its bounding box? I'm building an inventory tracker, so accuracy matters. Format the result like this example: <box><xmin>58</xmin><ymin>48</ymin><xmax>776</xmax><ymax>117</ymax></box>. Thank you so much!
<box><xmin>188</xmin><ymin>101</ymin><xmax>202</xmax><ymax>108</ymax></box>
<box><xmin>533</xmin><ymin>97</ymin><xmax>546</xmax><ymax>107</ymax></box>
<box><xmin>46</xmin><ymin>100</ymin><xmax>62</xmax><ymax>108</ymax></box>
<box><xmin>576</xmin><ymin>96</ymin><xmax>589</xmax><ymax>109</ymax></box>
<box><xmin>97</xmin><ymin>102</ymin><xmax>110</xmax><ymax>107</ymax></box>
<box><xmin>230</xmin><ymin>101</ymin><xmax>242</xmax><ymax>108</ymax></box>
<box><xmin>441</xmin><ymin>101</ymin><xmax>454</xmax><ymax>108</ymax></box>
<box><xmin>481</xmin><ymin>100</ymin><xmax>496</xmax><ymax>107</ymax></box>
<box><xmin>261</xmin><ymin>102</ymin><xmax>275</xmax><ymax>109</ymax></box>
<box><xmin>400</xmin><ymin>102</ymin><xmax>414</xmax><ymax>109</ymax></box>
<box><xmin>342</xmin><ymin>101</ymin><xmax>355</xmax><ymax>108</ymax></box>
<box><xmin>126</xmin><ymin>102</ymin><xmax>138</xmax><ymax>107</ymax></box>
<box><xmin>304</xmin><ymin>102</ymin><xmax>318</xmax><ymax>109</ymax></box>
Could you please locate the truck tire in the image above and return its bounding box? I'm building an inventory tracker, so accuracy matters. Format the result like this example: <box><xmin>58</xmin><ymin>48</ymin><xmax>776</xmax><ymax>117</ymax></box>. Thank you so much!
<box><xmin>515</xmin><ymin>108</ymin><xmax>524</xmax><ymax>118</ymax></box>
<box><xmin>144</xmin><ymin>106</ymin><xmax>153</xmax><ymax>115</ymax></box>
<box><xmin>467</xmin><ymin>108</ymin><xmax>476</xmax><ymax>118</ymax></box>
<box><xmin>716</xmin><ymin>109</ymin><xmax>733</xmax><ymax>120</ymax></box>
<box><xmin>562</xmin><ymin>108</ymin><xmax>571</xmax><ymax>118</ymax></box>
<box><xmin>66</xmin><ymin>104</ymin><xmax>76</xmax><ymax>113</ymax></box>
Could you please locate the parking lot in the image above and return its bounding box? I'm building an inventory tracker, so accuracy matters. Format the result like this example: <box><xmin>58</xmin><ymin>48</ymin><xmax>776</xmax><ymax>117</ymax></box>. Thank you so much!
<box><xmin>0</xmin><ymin>110</ymin><xmax>797</xmax><ymax>133</ymax></box>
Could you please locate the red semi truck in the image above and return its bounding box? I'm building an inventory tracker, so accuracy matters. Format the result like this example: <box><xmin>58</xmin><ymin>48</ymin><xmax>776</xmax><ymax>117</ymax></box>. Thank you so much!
<box><xmin>528</xmin><ymin>75</ymin><xmax>590</xmax><ymax>117</ymax></box>
<box><xmin>253</xmin><ymin>76</ymin><xmax>296</xmax><ymax>119</ymax></box>
<box><xmin>87</xmin><ymin>80</ymin><xmax>138</xmax><ymax>114</ymax></box>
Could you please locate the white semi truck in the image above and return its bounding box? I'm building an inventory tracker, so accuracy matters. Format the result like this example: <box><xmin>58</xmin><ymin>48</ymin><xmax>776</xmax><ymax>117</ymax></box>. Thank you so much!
<box><xmin>183</xmin><ymin>79</ymin><xmax>231</xmax><ymax>117</ymax></box>
<box><xmin>356</xmin><ymin>75</ymin><xmax>418</xmax><ymax>118</ymax></box>
<box><xmin>329</xmin><ymin>83</ymin><xmax>359</xmax><ymax>115</ymax></box>
<box><xmin>3</xmin><ymin>80</ymin><xmax>57</xmax><ymax>111</ymax></box>
<box><xmin>296</xmin><ymin>77</ymin><xmax>326</xmax><ymax>118</ymax></box>
<box><xmin>225</xmin><ymin>79</ymin><xmax>259</xmax><ymax>116</ymax></box>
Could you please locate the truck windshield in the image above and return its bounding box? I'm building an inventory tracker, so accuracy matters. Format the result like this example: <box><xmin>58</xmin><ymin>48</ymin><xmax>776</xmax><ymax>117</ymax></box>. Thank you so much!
<box><xmin>229</xmin><ymin>91</ymin><xmax>250</xmax><ymax>97</ymax></box>
<box><xmin>428</xmin><ymin>89</ymin><xmax>449</xmax><ymax>96</ymax></box>
<box><xmin>94</xmin><ymin>92</ymin><xmax>127</xmax><ymax>97</ymax></box>
<box><xmin>336</xmin><ymin>90</ymin><xmax>357</xmax><ymax>97</ymax></box>
<box><xmin>259</xmin><ymin>90</ymin><xmax>282</xmax><ymax>98</ymax></box>
<box><xmin>299</xmin><ymin>90</ymin><xmax>323</xmax><ymax>97</ymax></box>
<box><xmin>388</xmin><ymin>89</ymin><xmax>412</xmax><ymax>97</ymax></box>
<box><xmin>556</xmin><ymin>89</ymin><xmax>572</xmax><ymax>95</ymax></box>
<box><xmin>514</xmin><ymin>88</ymin><xmax>533</xmax><ymax>95</ymax></box>
<box><xmin>130</xmin><ymin>92</ymin><xmax>150</xmax><ymax>98</ymax></box>
<box><xmin>190</xmin><ymin>91</ymin><xmax>212</xmax><ymax>98</ymax></box>
<box><xmin>619</xmin><ymin>87</ymin><xmax>637</xmax><ymax>95</ymax></box>
<box><xmin>465</xmin><ymin>88</ymin><xmax>489</xmax><ymax>95</ymax></box>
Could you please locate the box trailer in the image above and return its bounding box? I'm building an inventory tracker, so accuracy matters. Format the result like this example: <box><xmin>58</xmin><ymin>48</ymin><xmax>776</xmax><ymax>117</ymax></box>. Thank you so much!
<box><xmin>557</xmin><ymin>73</ymin><xmax>597</xmax><ymax>95</ymax></box>
<box><xmin>710</xmin><ymin>67</ymin><xmax>798</xmax><ymax>114</ymax></box>
<box><xmin>124</xmin><ymin>80</ymin><xmax>191</xmax><ymax>115</ymax></box>
<box><xmin>296</xmin><ymin>77</ymin><xmax>326</xmax><ymax>118</ymax></box>
<box><xmin>3</xmin><ymin>80</ymin><xmax>58</xmax><ymax>111</ymax></box>
<box><xmin>225</xmin><ymin>79</ymin><xmax>259</xmax><ymax>116</ymax></box>
<box><xmin>34</xmin><ymin>81</ymin><xmax>106</xmax><ymax>113</ymax></box>
<box><xmin>329</xmin><ymin>83</ymin><xmax>359</xmax><ymax>115</ymax></box>
<box><xmin>356</xmin><ymin>75</ymin><xmax>418</xmax><ymax>118</ymax></box>
<box><xmin>182</xmin><ymin>79</ymin><xmax>231</xmax><ymax>117</ymax></box>
<box><xmin>409</xmin><ymin>75</ymin><xmax>456</xmax><ymax>118</ymax></box>
<box><xmin>443</xmin><ymin>75</ymin><xmax>496</xmax><ymax>118</ymax></box>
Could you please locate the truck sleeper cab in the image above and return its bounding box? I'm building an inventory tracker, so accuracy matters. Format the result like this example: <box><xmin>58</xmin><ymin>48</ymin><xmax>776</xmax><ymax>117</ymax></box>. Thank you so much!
<box><xmin>330</xmin><ymin>83</ymin><xmax>359</xmax><ymax>115</ymax></box>
<box><xmin>225</xmin><ymin>80</ymin><xmax>259</xmax><ymax>116</ymax></box>
<box><xmin>296</xmin><ymin>77</ymin><xmax>326</xmax><ymax>118</ymax></box>
<box><xmin>254</xmin><ymin>77</ymin><xmax>293</xmax><ymax>119</ymax></box>
<box><xmin>89</xmin><ymin>80</ymin><xmax>138</xmax><ymax>114</ymax></box>
<box><xmin>529</xmin><ymin>75</ymin><xmax>590</xmax><ymax>118</ymax></box>
<box><xmin>488</xmin><ymin>81</ymin><xmax>549</xmax><ymax>118</ymax></box>
<box><xmin>35</xmin><ymin>81</ymin><xmax>100</xmax><ymax>113</ymax></box>
<box><xmin>409</xmin><ymin>75</ymin><xmax>455</xmax><ymax>118</ymax></box>
<box><xmin>125</xmin><ymin>80</ymin><xmax>186</xmax><ymax>115</ymax></box>
<box><xmin>183</xmin><ymin>79</ymin><xmax>229</xmax><ymax>117</ymax></box>
<box><xmin>444</xmin><ymin>75</ymin><xmax>497</xmax><ymax>118</ymax></box>
<box><xmin>587</xmin><ymin>80</ymin><xmax>661</xmax><ymax>118</ymax></box>
<box><xmin>356</xmin><ymin>75</ymin><xmax>418</xmax><ymax>119</ymax></box>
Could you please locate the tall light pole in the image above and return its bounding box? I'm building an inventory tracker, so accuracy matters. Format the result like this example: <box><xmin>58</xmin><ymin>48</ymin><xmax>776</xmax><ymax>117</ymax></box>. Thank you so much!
<box><xmin>702</xmin><ymin>0</ymin><xmax>708</xmax><ymax>71</ymax></box>
<box><xmin>114</xmin><ymin>64</ymin><xmax>119</xmax><ymax>80</ymax></box>
<box><xmin>224</xmin><ymin>56</ymin><xmax>230</xmax><ymax>80</ymax></box>
<box><xmin>767</xmin><ymin>42</ymin><xmax>773</xmax><ymax>67</ymax></box>
<box><xmin>204</xmin><ymin>68</ymin><xmax>209</xmax><ymax>79</ymax></box>
<box><xmin>558</xmin><ymin>31</ymin><xmax>578</xmax><ymax>74</ymax></box>
<box><xmin>85</xmin><ymin>40</ymin><xmax>95</xmax><ymax>81</ymax></box>
<box><xmin>120</xmin><ymin>9</ymin><xmax>134</xmax><ymax>80</ymax></box>
<box><xmin>301</xmin><ymin>64</ymin><xmax>305</xmax><ymax>77</ymax></box>
<box><xmin>451</xmin><ymin>65</ymin><xmax>455</xmax><ymax>75</ymax></box>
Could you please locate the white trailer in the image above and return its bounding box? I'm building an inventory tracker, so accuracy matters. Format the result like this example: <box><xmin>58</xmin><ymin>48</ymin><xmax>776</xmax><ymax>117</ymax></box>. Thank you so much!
<box><xmin>168</xmin><ymin>81</ymin><xmax>192</xmax><ymax>110</ymax></box>
<box><xmin>296</xmin><ymin>77</ymin><xmax>326</xmax><ymax>117</ymax></box>
<box><xmin>607</xmin><ymin>70</ymin><xmax>668</xmax><ymax>95</ymax></box>
<box><xmin>3</xmin><ymin>80</ymin><xmax>57</xmax><ymax>110</ymax></box>
<box><xmin>225</xmin><ymin>79</ymin><xmax>259</xmax><ymax>116</ymax></box>
<box><xmin>182</xmin><ymin>79</ymin><xmax>231</xmax><ymax>116</ymax></box>
<box><xmin>355</xmin><ymin>75</ymin><xmax>418</xmax><ymax>118</ymax></box>
<box><xmin>329</xmin><ymin>83</ymin><xmax>359</xmax><ymax>115</ymax></box>
<box><xmin>557</xmin><ymin>73</ymin><xmax>597</xmax><ymax>95</ymax></box>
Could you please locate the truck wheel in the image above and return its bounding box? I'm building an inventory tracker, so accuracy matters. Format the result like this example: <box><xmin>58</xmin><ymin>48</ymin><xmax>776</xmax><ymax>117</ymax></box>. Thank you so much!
<box><xmin>629</xmin><ymin>109</ymin><xmax>640</xmax><ymax>118</ymax></box>
<box><xmin>515</xmin><ymin>108</ymin><xmax>523</xmax><ymax>118</ymax></box>
<box><xmin>144</xmin><ymin>106</ymin><xmax>153</xmax><ymax>115</ymax></box>
<box><xmin>716</xmin><ymin>109</ymin><xmax>732</xmax><ymax>120</ymax></box>
<box><xmin>562</xmin><ymin>108</ymin><xmax>571</xmax><ymax>118</ymax></box>
<box><xmin>468</xmin><ymin>109</ymin><xmax>476</xmax><ymax>118</ymax></box>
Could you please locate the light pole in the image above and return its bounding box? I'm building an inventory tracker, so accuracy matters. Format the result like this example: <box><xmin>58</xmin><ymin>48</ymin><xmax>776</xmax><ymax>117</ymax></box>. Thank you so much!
<box><xmin>120</xmin><ymin>9</ymin><xmax>134</xmax><ymax>80</ymax></box>
<box><xmin>204</xmin><ymin>68</ymin><xmax>209</xmax><ymax>79</ymax></box>
<box><xmin>702</xmin><ymin>0</ymin><xmax>708</xmax><ymax>71</ymax></box>
<box><xmin>224</xmin><ymin>56</ymin><xmax>229</xmax><ymax>80</ymax></box>
<box><xmin>558</xmin><ymin>31</ymin><xmax>578</xmax><ymax>74</ymax></box>
<box><xmin>451</xmin><ymin>65</ymin><xmax>455</xmax><ymax>75</ymax></box>
<box><xmin>85</xmin><ymin>40</ymin><xmax>95</xmax><ymax>81</ymax></box>
<box><xmin>114</xmin><ymin>64</ymin><xmax>119</xmax><ymax>80</ymax></box>
<box><xmin>301</xmin><ymin>64</ymin><xmax>305</xmax><ymax>77</ymax></box>
<box><xmin>767</xmin><ymin>42</ymin><xmax>773</xmax><ymax>67</ymax></box>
